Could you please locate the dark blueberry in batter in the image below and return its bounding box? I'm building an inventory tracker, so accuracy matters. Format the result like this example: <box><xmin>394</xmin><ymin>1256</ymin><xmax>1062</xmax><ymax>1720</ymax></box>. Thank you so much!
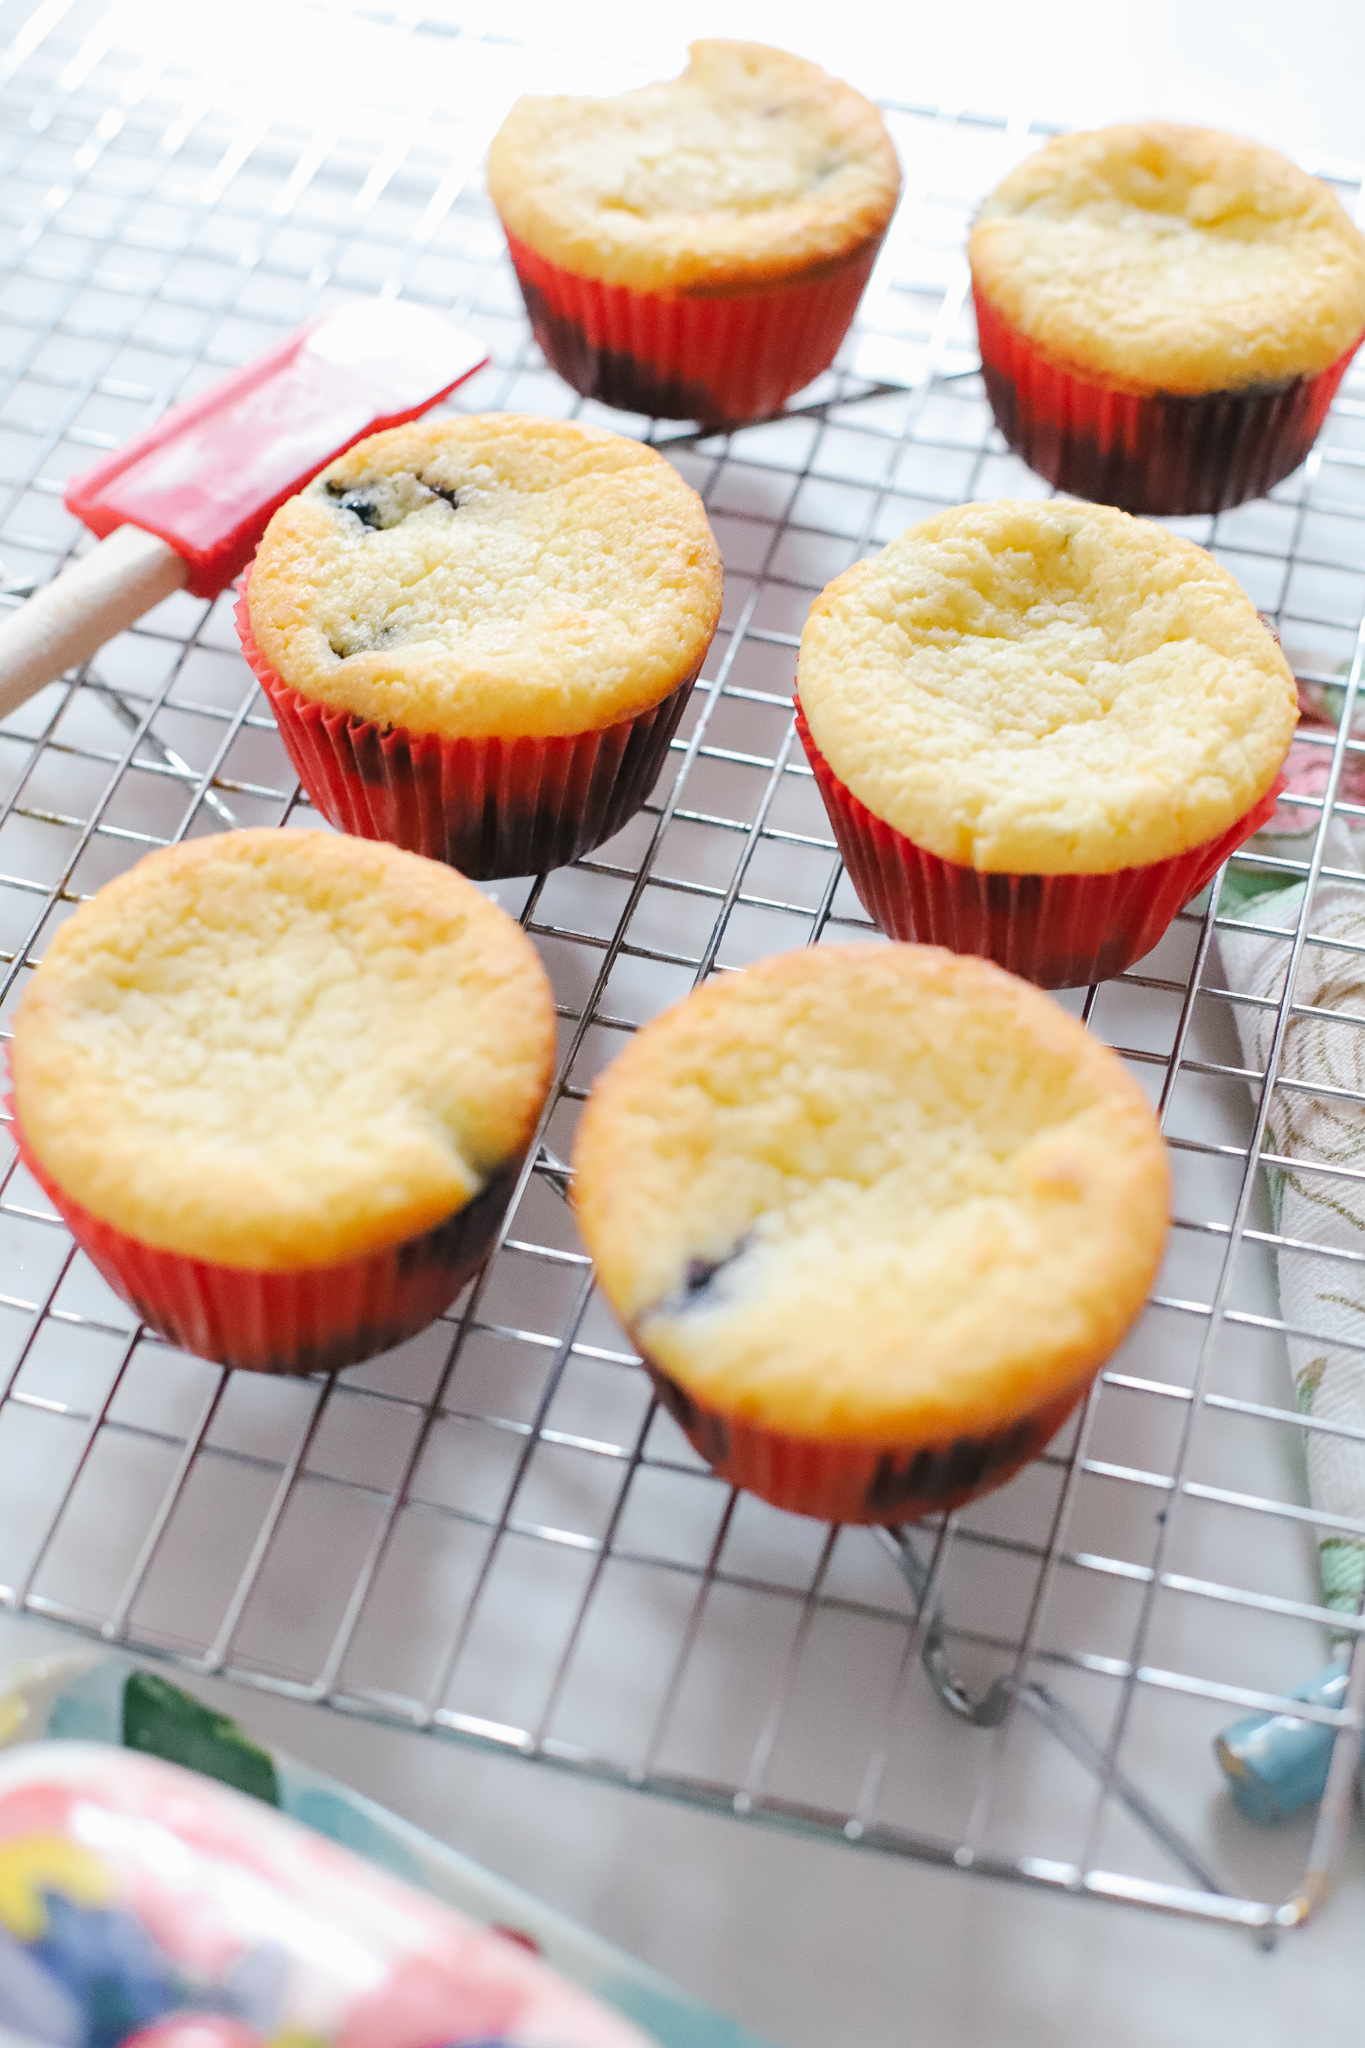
<box><xmin>652</xmin><ymin>1233</ymin><xmax>754</xmax><ymax>1319</ymax></box>
<box><xmin>337</xmin><ymin>489</ymin><xmax>386</xmax><ymax>529</ymax></box>
<box><xmin>423</xmin><ymin>477</ymin><xmax>467</xmax><ymax>511</ymax></box>
<box><xmin>647</xmin><ymin>1365</ymin><xmax>732</xmax><ymax>1465</ymax></box>
<box><xmin>322</xmin><ymin>470</ymin><xmax>464</xmax><ymax>532</ymax></box>
<box><xmin>863</xmin><ymin>1418</ymin><xmax>1035</xmax><ymax>1513</ymax></box>
<box><xmin>515</xmin><ymin>273</ymin><xmax>723</xmax><ymax>423</ymax></box>
<box><xmin>683</xmin><ymin>1253</ymin><xmax>730</xmax><ymax>1297</ymax></box>
<box><xmin>328</xmin><ymin>620</ymin><xmax>419</xmax><ymax>661</ymax></box>
<box><xmin>345</xmin><ymin>714</ymin><xmax>392</xmax><ymax>781</ymax></box>
<box><xmin>324</xmin><ymin>478</ymin><xmax>389</xmax><ymax>530</ymax></box>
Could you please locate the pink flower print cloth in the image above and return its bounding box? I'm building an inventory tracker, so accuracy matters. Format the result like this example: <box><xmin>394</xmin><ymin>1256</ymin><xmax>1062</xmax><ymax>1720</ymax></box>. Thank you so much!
<box><xmin>0</xmin><ymin>1741</ymin><xmax>653</xmax><ymax>2048</ymax></box>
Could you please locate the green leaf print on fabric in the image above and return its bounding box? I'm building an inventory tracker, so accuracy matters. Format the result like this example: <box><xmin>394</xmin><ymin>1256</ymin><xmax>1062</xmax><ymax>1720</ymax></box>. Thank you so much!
<box><xmin>122</xmin><ymin>1670</ymin><xmax>280</xmax><ymax>1806</ymax></box>
<box><xmin>1296</xmin><ymin>1357</ymin><xmax>1328</xmax><ymax>1414</ymax></box>
<box><xmin>1319</xmin><ymin>1535</ymin><xmax>1365</xmax><ymax>1618</ymax></box>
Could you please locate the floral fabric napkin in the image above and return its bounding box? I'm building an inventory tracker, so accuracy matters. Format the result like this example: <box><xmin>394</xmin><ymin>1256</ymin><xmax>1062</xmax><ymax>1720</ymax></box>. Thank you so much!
<box><xmin>1216</xmin><ymin>682</ymin><xmax>1365</xmax><ymax>1622</ymax></box>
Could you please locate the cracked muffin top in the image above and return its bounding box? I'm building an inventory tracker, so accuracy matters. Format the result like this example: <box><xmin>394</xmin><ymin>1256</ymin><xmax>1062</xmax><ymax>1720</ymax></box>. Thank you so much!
<box><xmin>246</xmin><ymin>414</ymin><xmax>722</xmax><ymax>741</ymax></box>
<box><xmin>970</xmin><ymin>123</ymin><xmax>1365</xmax><ymax>395</ymax></box>
<box><xmin>486</xmin><ymin>40</ymin><xmax>901</xmax><ymax>294</ymax></box>
<box><xmin>572</xmin><ymin>944</ymin><xmax>1169</xmax><ymax>1442</ymax></box>
<box><xmin>10</xmin><ymin>830</ymin><xmax>556</xmax><ymax>1269</ymax></box>
<box><xmin>797</xmin><ymin>498</ymin><xmax>1297</xmax><ymax>874</ymax></box>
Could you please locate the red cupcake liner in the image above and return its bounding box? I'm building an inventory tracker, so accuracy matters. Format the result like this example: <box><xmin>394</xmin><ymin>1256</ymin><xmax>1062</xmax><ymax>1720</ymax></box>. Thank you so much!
<box><xmin>796</xmin><ymin>700</ymin><xmax>1285</xmax><ymax>988</ymax></box>
<box><xmin>501</xmin><ymin>226</ymin><xmax>883</xmax><ymax>425</ymax></box>
<box><xmin>9</xmin><ymin>1088</ymin><xmax>521</xmax><ymax>1376</ymax></box>
<box><xmin>236</xmin><ymin>584</ymin><xmax>697</xmax><ymax>881</ymax></box>
<box><xmin>973</xmin><ymin>281</ymin><xmax>1363</xmax><ymax>516</ymax></box>
<box><xmin>643</xmin><ymin>1357</ymin><xmax>1088</xmax><ymax>1525</ymax></box>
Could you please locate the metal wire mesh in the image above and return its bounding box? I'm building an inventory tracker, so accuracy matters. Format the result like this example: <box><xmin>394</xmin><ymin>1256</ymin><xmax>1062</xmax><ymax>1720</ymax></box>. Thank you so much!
<box><xmin>3</xmin><ymin>0</ymin><xmax>1365</xmax><ymax>1940</ymax></box>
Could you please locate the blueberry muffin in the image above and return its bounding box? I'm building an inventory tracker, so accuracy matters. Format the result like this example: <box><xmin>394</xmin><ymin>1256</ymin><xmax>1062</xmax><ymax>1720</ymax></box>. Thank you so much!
<box><xmin>572</xmin><ymin>943</ymin><xmax>1169</xmax><ymax>1523</ymax></box>
<box><xmin>9</xmin><ymin>829</ymin><xmax>556</xmax><ymax>1371</ymax></box>
<box><xmin>486</xmin><ymin>41</ymin><xmax>901</xmax><ymax>422</ymax></box>
<box><xmin>969</xmin><ymin>123</ymin><xmax>1365</xmax><ymax>512</ymax></box>
<box><xmin>242</xmin><ymin>413</ymin><xmax>722</xmax><ymax>877</ymax></box>
<box><xmin>796</xmin><ymin>497</ymin><xmax>1298</xmax><ymax>985</ymax></box>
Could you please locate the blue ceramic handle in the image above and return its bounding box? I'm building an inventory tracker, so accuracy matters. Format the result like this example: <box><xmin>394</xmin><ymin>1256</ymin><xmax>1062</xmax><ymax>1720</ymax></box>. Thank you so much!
<box><xmin>1213</xmin><ymin>1662</ymin><xmax>1353</xmax><ymax>1823</ymax></box>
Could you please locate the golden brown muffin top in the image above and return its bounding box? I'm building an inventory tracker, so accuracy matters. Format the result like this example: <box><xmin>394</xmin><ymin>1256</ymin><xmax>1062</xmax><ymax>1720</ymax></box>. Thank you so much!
<box><xmin>797</xmin><ymin>499</ymin><xmax>1297</xmax><ymax>874</ymax></box>
<box><xmin>970</xmin><ymin>122</ymin><xmax>1365</xmax><ymax>394</ymax></box>
<box><xmin>486</xmin><ymin>41</ymin><xmax>901</xmax><ymax>294</ymax></box>
<box><xmin>11</xmin><ymin>831</ymin><xmax>556</xmax><ymax>1270</ymax></box>
<box><xmin>573</xmin><ymin>945</ymin><xmax>1169</xmax><ymax>1442</ymax></box>
<box><xmin>247</xmin><ymin>414</ymin><xmax>722</xmax><ymax>742</ymax></box>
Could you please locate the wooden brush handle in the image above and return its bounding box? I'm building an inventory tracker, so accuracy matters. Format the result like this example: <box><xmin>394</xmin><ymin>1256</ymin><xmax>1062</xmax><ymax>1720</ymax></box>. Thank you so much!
<box><xmin>0</xmin><ymin>524</ymin><xmax>188</xmax><ymax>722</ymax></box>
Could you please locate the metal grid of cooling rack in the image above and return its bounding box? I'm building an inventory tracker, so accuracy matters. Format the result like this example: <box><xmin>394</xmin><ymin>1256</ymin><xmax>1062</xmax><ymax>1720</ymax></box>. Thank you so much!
<box><xmin>3</xmin><ymin>0</ymin><xmax>1365</xmax><ymax>1944</ymax></box>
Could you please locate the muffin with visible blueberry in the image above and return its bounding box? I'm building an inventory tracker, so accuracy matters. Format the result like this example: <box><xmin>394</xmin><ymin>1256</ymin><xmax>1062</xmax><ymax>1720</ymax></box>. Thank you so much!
<box><xmin>8</xmin><ymin>829</ymin><xmax>555</xmax><ymax>1373</ymax></box>
<box><xmin>796</xmin><ymin>496</ymin><xmax>1297</xmax><ymax>987</ymax></box>
<box><xmin>970</xmin><ymin>122</ymin><xmax>1365</xmax><ymax>513</ymax></box>
<box><xmin>572</xmin><ymin>944</ymin><xmax>1169</xmax><ymax>1524</ymax></box>
<box><xmin>240</xmin><ymin>413</ymin><xmax>722</xmax><ymax>879</ymax></box>
<box><xmin>486</xmin><ymin>40</ymin><xmax>901</xmax><ymax>424</ymax></box>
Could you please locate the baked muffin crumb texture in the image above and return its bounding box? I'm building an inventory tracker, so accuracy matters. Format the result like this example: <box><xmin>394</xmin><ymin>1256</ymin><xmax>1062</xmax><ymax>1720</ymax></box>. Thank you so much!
<box><xmin>573</xmin><ymin>945</ymin><xmax>1169</xmax><ymax>1442</ymax></box>
<box><xmin>10</xmin><ymin>830</ymin><xmax>556</xmax><ymax>1269</ymax></box>
<box><xmin>970</xmin><ymin>122</ymin><xmax>1365</xmax><ymax>394</ymax></box>
<box><xmin>797</xmin><ymin>498</ymin><xmax>1298</xmax><ymax>873</ymax></box>
<box><xmin>247</xmin><ymin>413</ymin><xmax>722</xmax><ymax>741</ymax></box>
<box><xmin>487</xmin><ymin>40</ymin><xmax>901</xmax><ymax>294</ymax></box>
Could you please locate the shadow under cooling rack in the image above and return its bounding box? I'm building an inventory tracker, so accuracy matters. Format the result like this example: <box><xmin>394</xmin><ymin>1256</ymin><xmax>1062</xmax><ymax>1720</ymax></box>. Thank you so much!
<box><xmin>3</xmin><ymin>0</ymin><xmax>1365</xmax><ymax>1941</ymax></box>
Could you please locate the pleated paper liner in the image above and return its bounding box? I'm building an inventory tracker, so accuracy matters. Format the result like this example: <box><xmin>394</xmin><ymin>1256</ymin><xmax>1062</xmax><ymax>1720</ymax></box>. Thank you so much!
<box><xmin>644</xmin><ymin>1358</ymin><xmax>1089</xmax><ymax>1526</ymax></box>
<box><xmin>973</xmin><ymin>282</ymin><xmax>1363</xmax><ymax>516</ymax></box>
<box><xmin>236</xmin><ymin>584</ymin><xmax>697</xmax><ymax>881</ymax></box>
<box><xmin>501</xmin><ymin>225</ymin><xmax>883</xmax><ymax>424</ymax></box>
<box><xmin>9</xmin><ymin>1089</ymin><xmax>522</xmax><ymax>1376</ymax></box>
<box><xmin>796</xmin><ymin>700</ymin><xmax>1285</xmax><ymax>989</ymax></box>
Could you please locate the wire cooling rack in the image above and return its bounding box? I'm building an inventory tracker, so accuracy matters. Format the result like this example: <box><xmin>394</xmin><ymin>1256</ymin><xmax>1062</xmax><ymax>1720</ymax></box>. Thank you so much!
<box><xmin>3</xmin><ymin>0</ymin><xmax>1365</xmax><ymax>1946</ymax></box>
